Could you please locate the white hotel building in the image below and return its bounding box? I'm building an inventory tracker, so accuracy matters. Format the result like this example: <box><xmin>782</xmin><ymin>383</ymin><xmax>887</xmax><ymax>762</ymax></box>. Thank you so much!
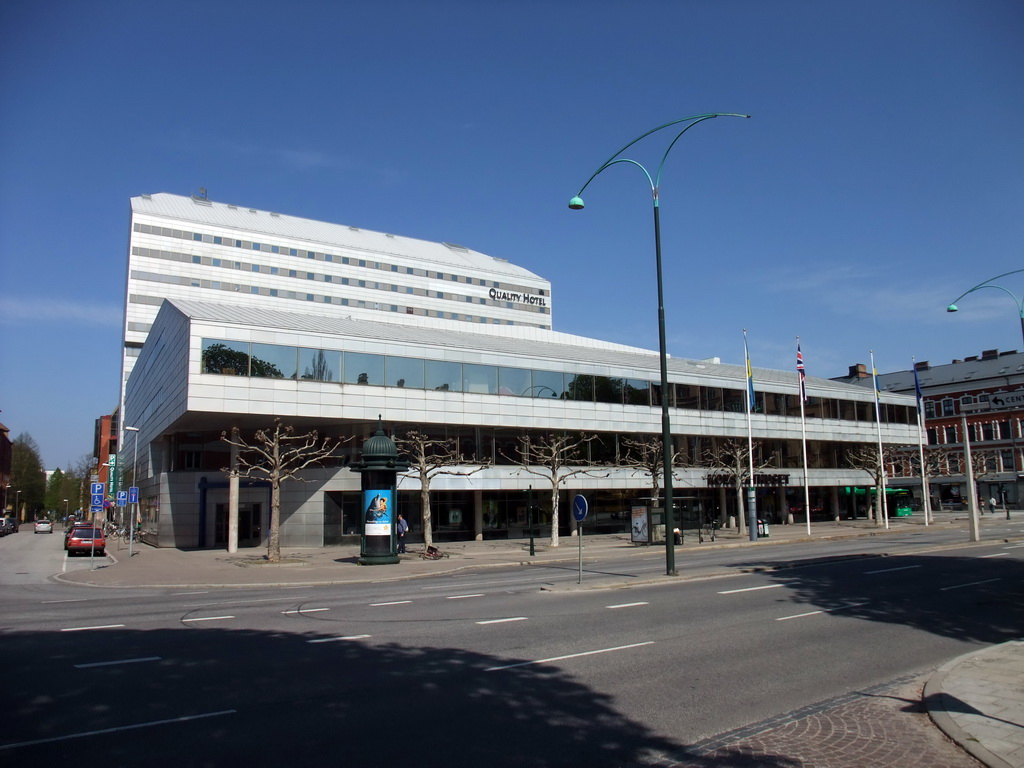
<box><xmin>121</xmin><ymin>192</ymin><xmax>918</xmax><ymax>548</ymax></box>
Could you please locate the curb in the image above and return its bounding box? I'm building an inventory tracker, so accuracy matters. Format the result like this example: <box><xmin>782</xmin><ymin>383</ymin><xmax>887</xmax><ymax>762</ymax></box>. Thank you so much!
<box><xmin>924</xmin><ymin>644</ymin><xmax>1017</xmax><ymax>768</ymax></box>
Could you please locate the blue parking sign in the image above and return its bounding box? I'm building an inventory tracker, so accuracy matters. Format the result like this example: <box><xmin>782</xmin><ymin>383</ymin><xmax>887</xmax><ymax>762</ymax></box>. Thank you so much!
<box><xmin>91</xmin><ymin>482</ymin><xmax>104</xmax><ymax>496</ymax></box>
<box><xmin>116</xmin><ymin>491</ymin><xmax>128</xmax><ymax>507</ymax></box>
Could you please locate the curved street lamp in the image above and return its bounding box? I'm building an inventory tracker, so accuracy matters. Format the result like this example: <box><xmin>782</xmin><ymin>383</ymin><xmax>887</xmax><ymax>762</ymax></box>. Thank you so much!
<box><xmin>569</xmin><ymin>113</ymin><xmax>750</xmax><ymax>575</ymax></box>
<box><xmin>946</xmin><ymin>269</ymin><xmax>1024</xmax><ymax>348</ymax></box>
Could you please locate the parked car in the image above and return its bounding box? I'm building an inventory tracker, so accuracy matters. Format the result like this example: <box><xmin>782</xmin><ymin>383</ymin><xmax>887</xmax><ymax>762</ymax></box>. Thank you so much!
<box><xmin>66</xmin><ymin>527</ymin><xmax>105</xmax><ymax>556</ymax></box>
<box><xmin>65</xmin><ymin>521</ymin><xmax>94</xmax><ymax>549</ymax></box>
<box><xmin>34</xmin><ymin>519</ymin><xmax>54</xmax><ymax>534</ymax></box>
<box><xmin>1</xmin><ymin>517</ymin><xmax>18</xmax><ymax>534</ymax></box>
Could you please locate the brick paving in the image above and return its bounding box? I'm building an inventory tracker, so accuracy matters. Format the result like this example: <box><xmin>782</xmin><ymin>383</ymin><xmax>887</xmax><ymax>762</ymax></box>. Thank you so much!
<box><xmin>656</xmin><ymin>674</ymin><xmax>979</xmax><ymax>768</ymax></box>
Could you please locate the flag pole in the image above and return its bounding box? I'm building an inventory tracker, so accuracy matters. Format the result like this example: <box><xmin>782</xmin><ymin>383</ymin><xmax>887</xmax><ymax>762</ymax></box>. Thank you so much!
<box><xmin>744</xmin><ymin>329</ymin><xmax>758</xmax><ymax>541</ymax></box>
<box><xmin>913</xmin><ymin>356</ymin><xmax>931</xmax><ymax>525</ymax></box>
<box><xmin>870</xmin><ymin>350</ymin><xmax>889</xmax><ymax>529</ymax></box>
<box><xmin>797</xmin><ymin>337</ymin><xmax>811</xmax><ymax>535</ymax></box>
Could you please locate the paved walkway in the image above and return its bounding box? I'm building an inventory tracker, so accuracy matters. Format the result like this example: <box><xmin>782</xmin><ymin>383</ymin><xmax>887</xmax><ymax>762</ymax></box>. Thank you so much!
<box><xmin>55</xmin><ymin>513</ymin><xmax>1024</xmax><ymax>766</ymax></box>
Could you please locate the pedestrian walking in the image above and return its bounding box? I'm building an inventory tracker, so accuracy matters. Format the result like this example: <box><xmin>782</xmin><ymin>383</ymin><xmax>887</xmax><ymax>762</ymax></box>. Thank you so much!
<box><xmin>989</xmin><ymin>497</ymin><xmax>997</xmax><ymax>515</ymax></box>
<box><xmin>396</xmin><ymin>513</ymin><xmax>408</xmax><ymax>553</ymax></box>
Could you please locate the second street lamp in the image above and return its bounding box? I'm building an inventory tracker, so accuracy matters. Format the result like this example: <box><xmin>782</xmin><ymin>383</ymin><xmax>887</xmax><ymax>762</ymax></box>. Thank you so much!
<box><xmin>569</xmin><ymin>112</ymin><xmax>749</xmax><ymax>576</ymax></box>
<box><xmin>946</xmin><ymin>268</ymin><xmax>1024</xmax><ymax>348</ymax></box>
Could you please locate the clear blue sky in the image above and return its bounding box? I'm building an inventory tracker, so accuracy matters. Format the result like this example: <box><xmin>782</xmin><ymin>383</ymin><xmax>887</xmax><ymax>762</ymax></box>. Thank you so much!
<box><xmin>1</xmin><ymin>1</ymin><xmax>1022</xmax><ymax>470</ymax></box>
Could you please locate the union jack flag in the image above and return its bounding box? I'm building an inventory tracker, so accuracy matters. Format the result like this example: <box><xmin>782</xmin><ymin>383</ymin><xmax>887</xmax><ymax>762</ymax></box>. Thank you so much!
<box><xmin>796</xmin><ymin>341</ymin><xmax>807</xmax><ymax>402</ymax></box>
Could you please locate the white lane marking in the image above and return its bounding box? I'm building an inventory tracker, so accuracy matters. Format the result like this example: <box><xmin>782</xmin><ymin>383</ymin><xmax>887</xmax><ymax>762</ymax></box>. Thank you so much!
<box><xmin>370</xmin><ymin>600</ymin><xmax>412</xmax><ymax>607</ymax></box>
<box><xmin>1005</xmin><ymin>544</ymin><xmax>1024</xmax><ymax>549</ymax></box>
<box><xmin>486</xmin><ymin>641</ymin><xmax>655</xmax><ymax>671</ymax></box>
<box><xmin>181</xmin><ymin>615</ymin><xmax>235</xmax><ymax>622</ymax></box>
<box><xmin>42</xmin><ymin>598</ymin><xmax>89</xmax><ymax>604</ymax></box>
<box><xmin>776</xmin><ymin>602</ymin><xmax>869</xmax><ymax>621</ymax></box>
<box><xmin>718</xmin><ymin>584</ymin><xmax>786</xmax><ymax>595</ymax></box>
<box><xmin>477</xmin><ymin>617</ymin><xmax>528</xmax><ymax>625</ymax></box>
<box><xmin>940</xmin><ymin>578</ymin><xmax>1002</xmax><ymax>591</ymax></box>
<box><xmin>183</xmin><ymin>597</ymin><xmax>307</xmax><ymax>607</ymax></box>
<box><xmin>606</xmin><ymin>602</ymin><xmax>649</xmax><ymax>609</ymax></box>
<box><xmin>980</xmin><ymin>553</ymin><xmax>1009</xmax><ymax>558</ymax></box>
<box><xmin>74</xmin><ymin>657</ymin><xmax>161</xmax><ymax>669</ymax></box>
<box><xmin>864</xmin><ymin>565</ymin><xmax>922</xmax><ymax>575</ymax></box>
<box><xmin>282</xmin><ymin>608</ymin><xmax>330</xmax><ymax>615</ymax></box>
<box><xmin>0</xmin><ymin>710</ymin><xmax>236</xmax><ymax>751</ymax></box>
<box><xmin>307</xmin><ymin>635</ymin><xmax>371</xmax><ymax>644</ymax></box>
<box><xmin>171</xmin><ymin>591</ymin><xmax>209</xmax><ymax>595</ymax></box>
<box><xmin>60</xmin><ymin>624</ymin><xmax>126</xmax><ymax>632</ymax></box>
<box><xmin>419</xmin><ymin>577</ymin><xmax>544</xmax><ymax>591</ymax></box>
<box><xmin>447</xmin><ymin>594</ymin><xmax>485</xmax><ymax>600</ymax></box>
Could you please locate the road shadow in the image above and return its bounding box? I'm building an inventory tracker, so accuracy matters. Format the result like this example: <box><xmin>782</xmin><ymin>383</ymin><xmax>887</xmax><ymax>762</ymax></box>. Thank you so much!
<box><xmin>733</xmin><ymin>551</ymin><xmax>1024</xmax><ymax>644</ymax></box>
<box><xmin>0</xmin><ymin>626</ymin><xmax>807</xmax><ymax>768</ymax></box>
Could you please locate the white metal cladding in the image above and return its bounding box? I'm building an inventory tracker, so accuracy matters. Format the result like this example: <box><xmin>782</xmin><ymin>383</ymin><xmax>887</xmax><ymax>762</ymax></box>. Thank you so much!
<box><xmin>131</xmin><ymin>193</ymin><xmax>543</xmax><ymax>282</ymax></box>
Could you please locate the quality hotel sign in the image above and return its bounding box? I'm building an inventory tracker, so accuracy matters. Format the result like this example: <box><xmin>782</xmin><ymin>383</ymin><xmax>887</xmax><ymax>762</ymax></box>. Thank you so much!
<box><xmin>489</xmin><ymin>288</ymin><xmax>547</xmax><ymax>307</ymax></box>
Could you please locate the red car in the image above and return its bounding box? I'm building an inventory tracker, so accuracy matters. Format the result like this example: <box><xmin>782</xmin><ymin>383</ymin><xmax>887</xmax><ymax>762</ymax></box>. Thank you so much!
<box><xmin>66</xmin><ymin>527</ymin><xmax>106</xmax><ymax>556</ymax></box>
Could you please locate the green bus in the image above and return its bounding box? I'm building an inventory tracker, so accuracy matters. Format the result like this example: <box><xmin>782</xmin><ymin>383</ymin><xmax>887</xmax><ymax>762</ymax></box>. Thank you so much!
<box><xmin>842</xmin><ymin>486</ymin><xmax>914</xmax><ymax>517</ymax></box>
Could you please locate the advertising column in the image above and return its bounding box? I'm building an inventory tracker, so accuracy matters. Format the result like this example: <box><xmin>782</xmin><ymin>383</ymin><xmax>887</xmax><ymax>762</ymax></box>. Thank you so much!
<box><xmin>350</xmin><ymin>419</ymin><xmax>410</xmax><ymax>566</ymax></box>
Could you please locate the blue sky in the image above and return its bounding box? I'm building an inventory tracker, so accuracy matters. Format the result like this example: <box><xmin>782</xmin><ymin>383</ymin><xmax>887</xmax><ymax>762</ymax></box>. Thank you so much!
<box><xmin>1</xmin><ymin>0</ymin><xmax>1022</xmax><ymax>470</ymax></box>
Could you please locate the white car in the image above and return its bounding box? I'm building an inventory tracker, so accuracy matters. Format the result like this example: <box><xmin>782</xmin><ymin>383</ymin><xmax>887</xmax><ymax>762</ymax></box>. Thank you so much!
<box><xmin>34</xmin><ymin>520</ymin><xmax>53</xmax><ymax>534</ymax></box>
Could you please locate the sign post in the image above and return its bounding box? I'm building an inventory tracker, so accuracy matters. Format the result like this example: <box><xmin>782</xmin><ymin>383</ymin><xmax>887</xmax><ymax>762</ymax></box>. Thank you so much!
<box><xmin>572</xmin><ymin>494</ymin><xmax>588</xmax><ymax>585</ymax></box>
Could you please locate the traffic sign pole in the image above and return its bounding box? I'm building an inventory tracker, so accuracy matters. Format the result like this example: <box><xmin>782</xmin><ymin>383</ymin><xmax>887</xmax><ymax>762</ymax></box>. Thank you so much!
<box><xmin>573</xmin><ymin>494</ymin><xmax>589</xmax><ymax>585</ymax></box>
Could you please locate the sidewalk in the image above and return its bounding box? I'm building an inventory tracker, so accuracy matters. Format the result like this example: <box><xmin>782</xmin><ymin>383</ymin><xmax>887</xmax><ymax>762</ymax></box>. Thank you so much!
<box><xmin>55</xmin><ymin>512</ymin><xmax>1024</xmax><ymax>767</ymax></box>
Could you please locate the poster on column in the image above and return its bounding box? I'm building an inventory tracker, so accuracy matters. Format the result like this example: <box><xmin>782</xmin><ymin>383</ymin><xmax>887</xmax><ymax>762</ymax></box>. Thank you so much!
<box><xmin>363</xmin><ymin>489</ymin><xmax>394</xmax><ymax>536</ymax></box>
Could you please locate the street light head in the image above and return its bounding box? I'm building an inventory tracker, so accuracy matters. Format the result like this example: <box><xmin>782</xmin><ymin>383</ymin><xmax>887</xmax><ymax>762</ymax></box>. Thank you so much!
<box><xmin>124</xmin><ymin>426</ymin><xmax>139</xmax><ymax>432</ymax></box>
<box><xmin>568</xmin><ymin>196</ymin><xmax>585</xmax><ymax>210</ymax></box>
<box><xmin>946</xmin><ymin>304</ymin><xmax>959</xmax><ymax>313</ymax></box>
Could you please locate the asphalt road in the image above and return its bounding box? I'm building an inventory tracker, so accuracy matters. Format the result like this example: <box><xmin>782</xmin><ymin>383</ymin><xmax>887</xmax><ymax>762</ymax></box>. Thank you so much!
<box><xmin>2</xmin><ymin>523</ymin><xmax>1021</xmax><ymax>766</ymax></box>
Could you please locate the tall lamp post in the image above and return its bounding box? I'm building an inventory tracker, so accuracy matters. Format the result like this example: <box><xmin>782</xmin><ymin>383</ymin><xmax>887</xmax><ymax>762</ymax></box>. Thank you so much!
<box><xmin>947</xmin><ymin>269</ymin><xmax>1024</xmax><ymax>348</ymax></box>
<box><xmin>569</xmin><ymin>112</ymin><xmax>750</xmax><ymax>576</ymax></box>
<box><xmin>63</xmin><ymin>499</ymin><xmax>69</xmax><ymax>521</ymax></box>
<box><xmin>124</xmin><ymin>426</ymin><xmax>140</xmax><ymax>557</ymax></box>
<box><xmin>947</xmin><ymin>269</ymin><xmax>1024</xmax><ymax>509</ymax></box>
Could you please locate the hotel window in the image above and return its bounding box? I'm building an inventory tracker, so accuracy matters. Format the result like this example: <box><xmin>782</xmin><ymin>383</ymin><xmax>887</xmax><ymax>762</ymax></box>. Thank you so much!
<box><xmin>942</xmin><ymin>398</ymin><xmax>955</xmax><ymax>416</ymax></box>
<box><xmin>192</xmin><ymin>256</ymin><xmax>201</xmax><ymax>264</ymax></box>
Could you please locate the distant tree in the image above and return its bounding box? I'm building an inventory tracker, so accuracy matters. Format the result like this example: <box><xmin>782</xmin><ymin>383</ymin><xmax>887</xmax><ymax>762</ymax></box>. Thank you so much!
<box><xmin>619</xmin><ymin>435</ymin><xmax>682</xmax><ymax>511</ymax></box>
<box><xmin>300</xmin><ymin>349</ymin><xmax>335</xmax><ymax>381</ymax></box>
<box><xmin>395</xmin><ymin>430</ymin><xmax>490</xmax><ymax>548</ymax></box>
<box><xmin>702</xmin><ymin>439</ymin><xmax>776</xmax><ymax>535</ymax></box>
<box><xmin>10</xmin><ymin>433</ymin><xmax>46</xmax><ymax>520</ymax></box>
<box><xmin>65</xmin><ymin>453</ymin><xmax>96</xmax><ymax>515</ymax></box>
<box><xmin>507</xmin><ymin>432</ymin><xmax>601</xmax><ymax>547</ymax></box>
<box><xmin>222</xmin><ymin>420</ymin><xmax>344</xmax><ymax>563</ymax></box>
<box><xmin>44</xmin><ymin>468</ymin><xmax>65</xmax><ymax>515</ymax></box>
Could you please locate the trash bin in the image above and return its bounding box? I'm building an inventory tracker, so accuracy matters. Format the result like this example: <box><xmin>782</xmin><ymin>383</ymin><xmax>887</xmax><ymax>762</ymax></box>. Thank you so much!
<box><xmin>757</xmin><ymin>519</ymin><xmax>770</xmax><ymax>537</ymax></box>
<box><xmin>673</xmin><ymin>528</ymin><xmax>682</xmax><ymax>545</ymax></box>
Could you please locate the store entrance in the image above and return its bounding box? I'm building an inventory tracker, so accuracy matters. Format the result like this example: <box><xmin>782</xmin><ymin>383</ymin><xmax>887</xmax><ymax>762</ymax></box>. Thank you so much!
<box><xmin>215</xmin><ymin>503</ymin><xmax>264</xmax><ymax>547</ymax></box>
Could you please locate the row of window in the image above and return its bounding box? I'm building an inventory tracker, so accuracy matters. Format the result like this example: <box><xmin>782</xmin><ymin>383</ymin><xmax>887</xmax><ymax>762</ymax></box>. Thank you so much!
<box><xmin>133</xmin><ymin>222</ymin><xmax>548</xmax><ymax>305</ymax></box>
<box><xmin>132</xmin><ymin>245</ymin><xmax>552</xmax><ymax>328</ymax></box>
<box><xmin>200</xmin><ymin>338</ymin><xmax>917</xmax><ymax>424</ymax></box>
<box><xmin>924</xmin><ymin>392</ymin><xmax>1024</xmax><ymax>419</ymax></box>
<box><xmin>927</xmin><ymin>419</ymin><xmax>1021</xmax><ymax>445</ymax></box>
<box><xmin>169</xmin><ymin>425</ymin><xmax>877</xmax><ymax>474</ymax></box>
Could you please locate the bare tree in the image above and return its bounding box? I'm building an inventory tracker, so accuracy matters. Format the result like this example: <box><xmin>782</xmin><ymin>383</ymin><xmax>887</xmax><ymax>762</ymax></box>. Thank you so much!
<box><xmin>845</xmin><ymin>444</ymin><xmax>904</xmax><ymax>525</ymax></box>
<box><xmin>702</xmin><ymin>439</ymin><xmax>775</xmax><ymax>535</ymax></box>
<box><xmin>222</xmin><ymin>420</ymin><xmax>344</xmax><ymax>563</ymax></box>
<box><xmin>507</xmin><ymin>432</ymin><xmax>601</xmax><ymax>548</ymax></box>
<box><xmin>395</xmin><ymin>430</ymin><xmax>490</xmax><ymax>548</ymax></box>
<box><xmin>620</xmin><ymin>435</ymin><xmax>683</xmax><ymax>510</ymax></box>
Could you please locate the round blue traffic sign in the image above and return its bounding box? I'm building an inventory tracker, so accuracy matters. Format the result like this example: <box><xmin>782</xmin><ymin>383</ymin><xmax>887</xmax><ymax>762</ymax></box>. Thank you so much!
<box><xmin>572</xmin><ymin>494</ymin><xmax>588</xmax><ymax>522</ymax></box>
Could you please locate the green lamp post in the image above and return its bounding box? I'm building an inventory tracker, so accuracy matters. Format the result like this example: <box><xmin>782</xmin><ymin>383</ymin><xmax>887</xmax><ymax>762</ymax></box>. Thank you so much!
<box><xmin>947</xmin><ymin>269</ymin><xmax>1024</xmax><ymax>348</ymax></box>
<box><xmin>569</xmin><ymin>113</ymin><xmax>750</xmax><ymax>576</ymax></box>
